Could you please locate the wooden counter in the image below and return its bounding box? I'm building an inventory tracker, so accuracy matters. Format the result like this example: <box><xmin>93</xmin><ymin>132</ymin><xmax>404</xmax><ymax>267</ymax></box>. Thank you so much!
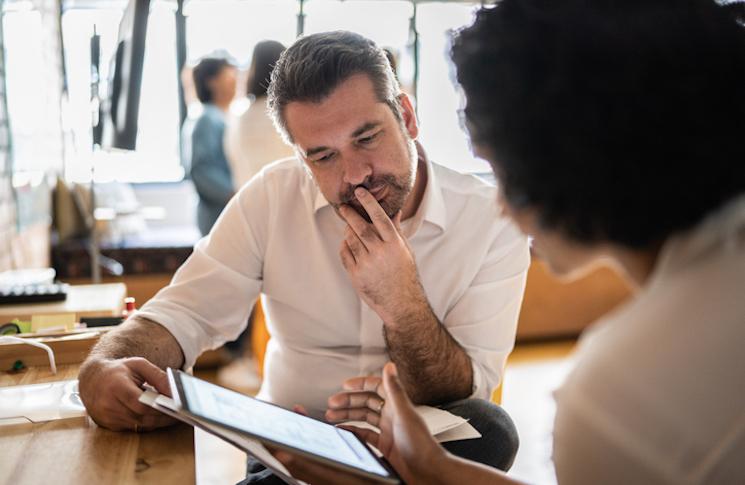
<box><xmin>0</xmin><ymin>364</ymin><xmax>195</xmax><ymax>485</ymax></box>
<box><xmin>0</xmin><ymin>283</ymin><xmax>127</xmax><ymax>322</ymax></box>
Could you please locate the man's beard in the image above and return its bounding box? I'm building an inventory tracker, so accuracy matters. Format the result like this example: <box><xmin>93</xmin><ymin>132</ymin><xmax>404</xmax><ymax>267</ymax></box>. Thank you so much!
<box><xmin>332</xmin><ymin>131</ymin><xmax>418</xmax><ymax>223</ymax></box>
<box><xmin>335</xmin><ymin>171</ymin><xmax>414</xmax><ymax>223</ymax></box>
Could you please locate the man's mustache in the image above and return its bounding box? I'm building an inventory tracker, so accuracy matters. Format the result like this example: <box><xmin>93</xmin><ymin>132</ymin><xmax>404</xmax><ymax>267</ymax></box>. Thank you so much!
<box><xmin>339</xmin><ymin>175</ymin><xmax>400</xmax><ymax>204</ymax></box>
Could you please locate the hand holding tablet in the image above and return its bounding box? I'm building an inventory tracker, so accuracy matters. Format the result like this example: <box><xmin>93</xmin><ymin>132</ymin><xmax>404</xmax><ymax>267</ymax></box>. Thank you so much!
<box><xmin>162</xmin><ymin>369</ymin><xmax>400</xmax><ymax>484</ymax></box>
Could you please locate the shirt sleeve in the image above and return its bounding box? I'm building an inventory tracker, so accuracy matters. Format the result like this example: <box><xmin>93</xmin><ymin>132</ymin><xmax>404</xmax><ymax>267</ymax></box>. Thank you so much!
<box><xmin>443</xmin><ymin>219</ymin><xmax>530</xmax><ymax>400</ymax></box>
<box><xmin>189</xmin><ymin>116</ymin><xmax>234</xmax><ymax>206</ymax></box>
<box><xmin>136</xmin><ymin>174</ymin><xmax>269</xmax><ymax>369</ymax></box>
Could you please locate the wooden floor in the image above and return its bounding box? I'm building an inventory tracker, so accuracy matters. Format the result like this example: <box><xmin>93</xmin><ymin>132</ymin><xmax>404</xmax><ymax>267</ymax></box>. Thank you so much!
<box><xmin>502</xmin><ymin>339</ymin><xmax>576</xmax><ymax>485</ymax></box>
<box><xmin>194</xmin><ymin>338</ymin><xmax>577</xmax><ymax>485</ymax></box>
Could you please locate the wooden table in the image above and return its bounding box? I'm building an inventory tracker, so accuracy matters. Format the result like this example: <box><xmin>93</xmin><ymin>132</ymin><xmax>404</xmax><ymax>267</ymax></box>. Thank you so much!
<box><xmin>0</xmin><ymin>364</ymin><xmax>195</xmax><ymax>485</ymax></box>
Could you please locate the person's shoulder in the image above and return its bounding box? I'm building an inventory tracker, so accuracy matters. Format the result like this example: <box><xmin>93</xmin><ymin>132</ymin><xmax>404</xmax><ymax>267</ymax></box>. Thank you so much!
<box><xmin>259</xmin><ymin>156</ymin><xmax>303</xmax><ymax>176</ymax></box>
<box><xmin>432</xmin><ymin>162</ymin><xmax>498</xmax><ymax>201</ymax></box>
<box><xmin>431</xmin><ymin>162</ymin><xmax>502</xmax><ymax>223</ymax></box>
<box><xmin>236</xmin><ymin>156</ymin><xmax>316</xmax><ymax>217</ymax></box>
<box><xmin>197</xmin><ymin>105</ymin><xmax>225</xmax><ymax>126</ymax></box>
<box><xmin>246</xmin><ymin>157</ymin><xmax>306</xmax><ymax>191</ymax></box>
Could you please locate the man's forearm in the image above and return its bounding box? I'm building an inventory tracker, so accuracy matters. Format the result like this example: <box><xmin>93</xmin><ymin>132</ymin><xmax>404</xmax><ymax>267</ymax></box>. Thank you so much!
<box><xmin>85</xmin><ymin>316</ymin><xmax>184</xmax><ymax>370</ymax></box>
<box><xmin>383</xmin><ymin>301</ymin><xmax>473</xmax><ymax>405</ymax></box>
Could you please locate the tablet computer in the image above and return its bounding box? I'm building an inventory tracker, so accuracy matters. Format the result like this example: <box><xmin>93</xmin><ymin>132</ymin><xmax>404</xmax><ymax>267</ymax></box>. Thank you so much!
<box><xmin>168</xmin><ymin>369</ymin><xmax>400</xmax><ymax>484</ymax></box>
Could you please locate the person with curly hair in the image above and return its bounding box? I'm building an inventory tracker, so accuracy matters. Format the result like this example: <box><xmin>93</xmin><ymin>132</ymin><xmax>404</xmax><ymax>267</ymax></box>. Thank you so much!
<box><xmin>275</xmin><ymin>1</ymin><xmax>745</xmax><ymax>484</ymax></box>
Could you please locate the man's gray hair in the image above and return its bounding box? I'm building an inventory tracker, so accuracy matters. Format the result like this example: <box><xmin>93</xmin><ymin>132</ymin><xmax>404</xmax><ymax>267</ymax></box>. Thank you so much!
<box><xmin>267</xmin><ymin>31</ymin><xmax>402</xmax><ymax>144</ymax></box>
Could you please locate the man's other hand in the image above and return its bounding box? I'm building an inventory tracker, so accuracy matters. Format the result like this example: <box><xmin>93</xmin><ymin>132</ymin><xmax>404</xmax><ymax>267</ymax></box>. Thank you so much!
<box><xmin>275</xmin><ymin>363</ymin><xmax>448</xmax><ymax>485</ymax></box>
<box><xmin>326</xmin><ymin>375</ymin><xmax>386</xmax><ymax>427</ymax></box>
<box><xmin>338</xmin><ymin>187</ymin><xmax>427</xmax><ymax>324</ymax></box>
<box><xmin>78</xmin><ymin>357</ymin><xmax>176</xmax><ymax>432</ymax></box>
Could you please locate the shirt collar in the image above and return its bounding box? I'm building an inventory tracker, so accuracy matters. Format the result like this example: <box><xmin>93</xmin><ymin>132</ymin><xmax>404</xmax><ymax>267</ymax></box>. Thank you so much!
<box><xmin>651</xmin><ymin>193</ymin><xmax>745</xmax><ymax>284</ymax></box>
<box><xmin>311</xmin><ymin>142</ymin><xmax>447</xmax><ymax>233</ymax></box>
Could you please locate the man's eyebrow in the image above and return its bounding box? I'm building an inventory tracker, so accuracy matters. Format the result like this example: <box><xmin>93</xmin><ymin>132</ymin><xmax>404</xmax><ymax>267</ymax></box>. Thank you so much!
<box><xmin>303</xmin><ymin>122</ymin><xmax>382</xmax><ymax>157</ymax></box>
<box><xmin>351</xmin><ymin>122</ymin><xmax>381</xmax><ymax>138</ymax></box>
<box><xmin>305</xmin><ymin>145</ymin><xmax>331</xmax><ymax>157</ymax></box>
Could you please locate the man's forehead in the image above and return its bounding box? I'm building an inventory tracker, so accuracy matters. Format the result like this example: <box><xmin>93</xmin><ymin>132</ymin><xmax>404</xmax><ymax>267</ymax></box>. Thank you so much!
<box><xmin>285</xmin><ymin>75</ymin><xmax>391</xmax><ymax>143</ymax></box>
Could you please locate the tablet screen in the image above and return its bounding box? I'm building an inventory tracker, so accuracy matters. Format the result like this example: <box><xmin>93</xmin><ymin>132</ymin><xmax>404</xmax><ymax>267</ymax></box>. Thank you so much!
<box><xmin>177</xmin><ymin>372</ymin><xmax>393</xmax><ymax>480</ymax></box>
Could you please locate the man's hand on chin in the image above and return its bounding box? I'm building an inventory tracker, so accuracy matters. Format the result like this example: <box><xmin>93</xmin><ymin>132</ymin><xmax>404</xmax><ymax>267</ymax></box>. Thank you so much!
<box><xmin>338</xmin><ymin>187</ymin><xmax>429</xmax><ymax>325</ymax></box>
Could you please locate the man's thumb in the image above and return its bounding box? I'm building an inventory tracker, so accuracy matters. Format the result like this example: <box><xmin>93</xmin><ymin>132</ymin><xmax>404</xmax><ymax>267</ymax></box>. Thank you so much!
<box><xmin>127</xmin><ymin>358</ymin><xmax>172</xmax><ymax>397</ymax></box>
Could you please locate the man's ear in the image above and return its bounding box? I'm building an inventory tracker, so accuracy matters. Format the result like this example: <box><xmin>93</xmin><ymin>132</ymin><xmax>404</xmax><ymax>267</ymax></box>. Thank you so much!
<box><xmin>398</xmin><ymin>93</ymin><xmax>419</xmax><ymax>140</ymax></box>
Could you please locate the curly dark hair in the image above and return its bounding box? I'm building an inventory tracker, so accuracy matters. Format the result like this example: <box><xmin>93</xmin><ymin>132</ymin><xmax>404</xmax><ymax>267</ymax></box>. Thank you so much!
<box><xmin>451</xmin><ymin>0</ymin><xmax>745</xmax><ymax>248</ymax></box>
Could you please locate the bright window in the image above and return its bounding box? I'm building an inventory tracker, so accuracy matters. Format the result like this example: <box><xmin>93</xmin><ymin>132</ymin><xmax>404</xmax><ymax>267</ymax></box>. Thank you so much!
<box><xmin>61</xmin><ymin>0</ymin><xmax>181</xmax><ymax>183</ymax></box>
<box><xmin>417</xmin><ymin>2</ymin><xmax>488</xmax><ymax>173</ymax></box>
<box><xmin>184</xmin><ymin>0</ymin><xmax>297</xmax><ymax>64</ymax></box>
<box><xmin>183</xmin><ymin>0</ymin><xmax>297</xmax><ymax>119</ymax></box>
<box><xmin>3</xmin><ymin>7</ymin><xmax>63</xmax><ymax>175</ymax></box>
<box><xmin>49</xmin><ymin>1</ymin><xmax>488</xmax><ymax>183</ymax></box>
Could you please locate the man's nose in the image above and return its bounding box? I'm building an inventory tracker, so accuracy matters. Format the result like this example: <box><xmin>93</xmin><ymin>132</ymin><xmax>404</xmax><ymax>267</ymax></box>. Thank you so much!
<box><xmin>342</xmin><ymin>156</ymin><xmax>373</xmax><ymax>186</ymax></box>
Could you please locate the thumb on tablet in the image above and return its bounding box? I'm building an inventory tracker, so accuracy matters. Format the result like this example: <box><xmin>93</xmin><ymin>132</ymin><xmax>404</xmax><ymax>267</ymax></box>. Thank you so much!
<box><xmin>292</xmin><ymin>404</ymin><xmax>309</xmax><ymax>416</ymax></box>
<box><xmin>382</xmin><ymin>362</ymin><xmax>414</xmax><ymax>418</ymax></box>
<box><xmin>127</xmin><ymin>358</ymin><xmax>172</xmax><ymax>397</ymax></box>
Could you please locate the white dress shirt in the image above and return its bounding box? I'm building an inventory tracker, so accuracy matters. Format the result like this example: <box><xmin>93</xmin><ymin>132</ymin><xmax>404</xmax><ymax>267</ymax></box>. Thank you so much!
<box><xmin>553</xmin><ymin>194</ymin><xmax>745</xmax><ymax>484</ymax></box>
<box><xmin>138</xmin><ymin>155</ymin><xmax>529</xmax><ymax>416</ymax></box>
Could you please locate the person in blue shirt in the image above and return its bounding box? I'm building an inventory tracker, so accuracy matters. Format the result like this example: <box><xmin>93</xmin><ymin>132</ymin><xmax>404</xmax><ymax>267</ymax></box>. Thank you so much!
<box><xmin>189</xmin><ymin>56</ymin><xmax>237</xmax><ymax>236</ymax></box>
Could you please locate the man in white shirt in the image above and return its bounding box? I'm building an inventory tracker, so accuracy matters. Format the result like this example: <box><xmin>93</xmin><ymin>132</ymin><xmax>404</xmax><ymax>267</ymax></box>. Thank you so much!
<box><xmin>78</xmin><ymin>31</ymin><xmax>530</xmax><ymax>477</ymax></box>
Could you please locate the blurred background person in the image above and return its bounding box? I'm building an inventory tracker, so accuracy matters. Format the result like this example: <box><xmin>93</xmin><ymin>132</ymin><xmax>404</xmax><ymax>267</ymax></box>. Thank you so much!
<box><xmin>221</xmin><ymin>41</ymin><xmax>291</xmax><ymax>391</ymax></box>
<box><xmin>225</xmin><ymin>40</ymin><xmax>292</xmax><ymax>190</ymax></box>
<box><xmin>189</xmin><ymin>56</ymin><xmax>237</xmax><ymax>236</ymax></box>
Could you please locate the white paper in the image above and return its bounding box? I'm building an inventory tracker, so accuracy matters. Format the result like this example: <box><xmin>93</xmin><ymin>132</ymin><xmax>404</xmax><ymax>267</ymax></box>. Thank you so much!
<box><xmin>0</xmin><ymin>379</ymin><xmax>85</xmax><ymax>425</ymax></box>
<box><xmin>344</xmin><ymin>404</ymin><xmax>481</xmax><ymax>444</ymax></box>
<box><xmin>432</xmin><ymin>421</ymin><xmax>482</xmax><ymax>442</ymax></box>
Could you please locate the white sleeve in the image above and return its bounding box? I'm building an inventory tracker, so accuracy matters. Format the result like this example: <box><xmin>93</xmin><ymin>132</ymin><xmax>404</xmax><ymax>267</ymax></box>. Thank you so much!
<box><xmin>552</xmin><ymin>393</ymin><xmax>667</xmax><ymax>485</ymax></box>
<box><xmin>443</xmin><ymin>219</ymin><xmax>530</xmax><ymax>400</ymax></box>
<box><xmin>136</xmin><ymin>174</ymin><xmax>269</xmax><ymax>369</ymax></box>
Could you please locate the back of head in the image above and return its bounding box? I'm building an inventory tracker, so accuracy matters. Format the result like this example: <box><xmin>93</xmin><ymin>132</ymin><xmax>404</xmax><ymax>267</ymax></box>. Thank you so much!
<box><xmin>451</xmin><ymin>0</ymin><xmax>745</xmax><ymax>248</ymax></box>
<box><xmin>267</xmin><ymin>31</ymin><xmax>401</xmax><ymax>143</ymax></box>
<box><xmin>247</xmin><ymin>40</ymin><xmax>286</xmax><ymax>98</ymax></box>
<box><xmin>192</xmin><ymin>56</ymin><xmax>233</xmax><ymax>104</ymax></box>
